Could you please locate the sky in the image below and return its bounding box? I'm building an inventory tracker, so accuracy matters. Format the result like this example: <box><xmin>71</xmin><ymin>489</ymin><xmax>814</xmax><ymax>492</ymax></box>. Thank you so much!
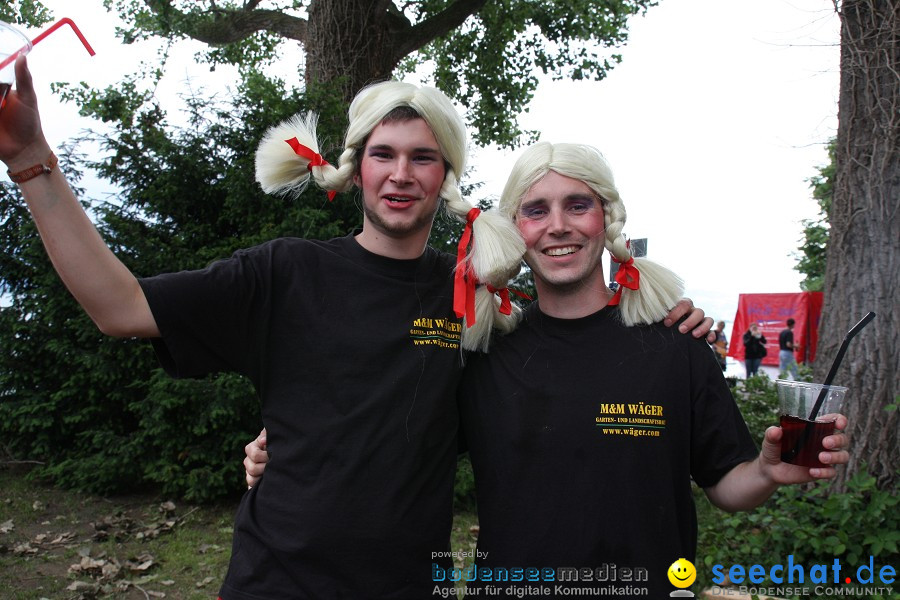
<box><xmin>18</xmin><ymin>0</ymin><xmax>840</xmax><ymax>356</ymax></box>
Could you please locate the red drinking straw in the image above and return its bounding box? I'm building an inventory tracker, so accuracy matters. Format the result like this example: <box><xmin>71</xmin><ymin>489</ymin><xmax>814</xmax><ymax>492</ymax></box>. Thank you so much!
<box><xmin>0</xmin><ymin>18</ymin><xmax>95</xmax><ymax>72</ymax></box>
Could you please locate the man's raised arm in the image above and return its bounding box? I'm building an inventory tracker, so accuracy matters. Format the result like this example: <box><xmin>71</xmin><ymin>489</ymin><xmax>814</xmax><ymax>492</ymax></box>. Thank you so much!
<box><xmin>0</xmin><ymin>56</ymin><xmax>158</xmax><ymax>338</ymax></box>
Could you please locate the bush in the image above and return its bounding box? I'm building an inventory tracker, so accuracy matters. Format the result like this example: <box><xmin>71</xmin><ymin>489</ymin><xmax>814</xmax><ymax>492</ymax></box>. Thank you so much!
<box><xmin>695</xmin><ymin>377</ymin><xmax>899</xmax><ymax>599</ymax></box>
<box><xmin>731</xmin><ymin>372</ymin><xmax>780</xmax><ymax>441</ymax></box>
<box><xmin>696</xmin><ymin>468</ymin><xmax>899</xmax><ymax>599</ymax></box>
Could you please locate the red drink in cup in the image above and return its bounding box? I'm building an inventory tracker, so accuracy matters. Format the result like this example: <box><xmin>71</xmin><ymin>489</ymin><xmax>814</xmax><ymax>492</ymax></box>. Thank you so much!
<box><xmin>775</xmin><ymin>380</ymin><xmax>847</xmax><ymax>469</ymax></box>
<box><xmin>779</xmin><ymin>414</ymin><xmax>837</xmax><ymax>468</ymax></box>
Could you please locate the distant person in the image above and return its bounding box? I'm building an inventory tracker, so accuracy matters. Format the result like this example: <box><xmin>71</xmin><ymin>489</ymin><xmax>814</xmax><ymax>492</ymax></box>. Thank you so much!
<box><xmin>779</xmin><ymin>318</ymin><xmax>799</xmax><ymax>380</ymax></box>
<box><xmin>742</xmin><ymin>323</ymin><xmax>767</xmax><ymax>377</ymax></box>
<box><xmin>709</xmin><ymin>319</ymin><xmax>728</xmax><ymax>371</ymax></box>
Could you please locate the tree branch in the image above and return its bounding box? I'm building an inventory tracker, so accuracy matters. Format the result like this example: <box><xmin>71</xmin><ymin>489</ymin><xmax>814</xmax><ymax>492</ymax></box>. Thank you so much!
<box><xmin>142</xmin><ymin>0</ymin><xmax>308</xmax><ymax>45</ymax></box>
<box><xmin>392</xmin><ymin>0</ymin><xmax>488</xmax><ymax>60</ymax></box>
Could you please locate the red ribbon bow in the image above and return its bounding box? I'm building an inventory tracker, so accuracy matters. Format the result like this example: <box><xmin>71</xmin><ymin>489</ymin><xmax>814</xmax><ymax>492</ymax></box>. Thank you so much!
<box><xmin>486</xmin><ymin>284</ymin><xmax>512</xmax><ymax>315</ymax></box>
<box><xmin>607</xmin><ymin>255</ymin><xmax>640</xmax><ymax>306</ymax></box>
<box><xmin>453</xmin><ymin>208</ymin><xmax>481</xmax><ymax>327</ymax></box>
<box><xmin>486</xmin><ymin>285</ymin><xmax>533</xmax><ymax>316</ymax></box>
<box><xmin>284</xmin><ymin>138</ymin><xmax>337</xmax><ymax>201</ymax></box>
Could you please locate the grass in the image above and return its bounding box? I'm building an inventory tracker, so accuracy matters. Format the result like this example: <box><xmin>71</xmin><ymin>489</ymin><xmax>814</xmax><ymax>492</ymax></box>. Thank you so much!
<box><xmin>0</xmin><ymin>465</ymin><xmax>480</xmax><ymax>599</ymax></box>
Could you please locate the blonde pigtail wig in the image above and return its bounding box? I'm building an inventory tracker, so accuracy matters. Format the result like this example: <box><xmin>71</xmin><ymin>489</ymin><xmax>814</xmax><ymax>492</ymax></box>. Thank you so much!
<box><xmin>343</xmin><ymin>81</ymin><xmax>523</xmax><ymax>352</ymax></box>
<box><xmin>256</xmin><ymin>81</ymin><xmax>526</xmax><ymax>351</ymax></box>
<box><xmin>255</xmin><ymin>112</ymin><xmax>354</xmax><ymax>197</ymax></box>
<box><xmin>500</xmin><ymin>142</ymin><xmax>684</xmax><ymax>327</ymax></box>
<box><xmin>600</xmin><ymin>177</ymin><xmax>683</xmax><ymax>326</ymax></box>
<box><xmin>461</xmin><ymin>275</ymin><xmax>524</xmax><ymax>352</ymax></box>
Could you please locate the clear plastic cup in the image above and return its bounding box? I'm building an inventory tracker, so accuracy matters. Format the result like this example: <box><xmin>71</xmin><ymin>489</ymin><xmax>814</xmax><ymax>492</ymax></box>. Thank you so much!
<box><xmin>776</xmin><ymin>379</ymin><xmax>847</xmax><ymax>468</ymax></box>
<box><xmin>0</xmin><ymin>21</ymin><xmax>32</xmax><ymax>110</ymax></box>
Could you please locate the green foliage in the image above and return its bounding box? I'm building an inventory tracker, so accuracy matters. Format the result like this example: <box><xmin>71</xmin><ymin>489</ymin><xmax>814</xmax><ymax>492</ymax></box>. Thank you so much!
<box><xmin>94</xmin><ymin>0</ymin><xmax>655</xmax><ymax>149</ymax></box>
<box><xmin>0</xmin><ymin>68</ymin><xmax>361</xmax><ymax>501</ymax></box>
<box><xmin>696</xmin><ymin>468</ymin><xmax>900</xmax><ymax>598</ymax></box>
<box><xmin>696</xmin><ymin>376</ymin><xmax>899</xmax><ymax>598</ymax></box>
<box><xmin>795</xmin><ymin>140</ymin><xmax>835</xmax><ymax>292</ymax></box>
<box><xmin>423</xmin><ymin>0</ymin><xmax>654</xmax><ymax>147</ymax></box>
<box><xmin>454</xmin><ymin>453</ymin><xmax>477</xmax><ymax>513</ymax></box>
<box><xmin>0</xmin><ymin>1</ymin><xmax>53</xmax><ymax>26</ymax></box>
<box><xmin>729</xmin><ymin>372</ymin><xmax>780</xmax><ymax>441</ymax></box>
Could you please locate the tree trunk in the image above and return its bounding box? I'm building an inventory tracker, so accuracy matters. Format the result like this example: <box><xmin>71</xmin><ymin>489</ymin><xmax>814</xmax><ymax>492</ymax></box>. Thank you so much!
<box><xmin>305</xmin><ymin>1</ymin><xmax>408</xmax><ymax>102</ymax></box>
<box><xmin>818</xmin><ymin>0</ymin><xmax>899</xmax><ymax>493</ymax></box>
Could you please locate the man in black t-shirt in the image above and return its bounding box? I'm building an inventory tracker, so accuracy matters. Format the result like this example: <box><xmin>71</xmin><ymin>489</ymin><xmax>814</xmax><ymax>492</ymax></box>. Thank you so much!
<box><xmin>779</xmin><ymin>318</ymin><xmax>800</xmax><ymax>379</ymax></box>
<box><xmin>456</xmin><ymin>143</ymin><xmax>850</xmax><ymax>598</ymax></box>
<box><xmin>246</xmin><ymin>142</ymin><xmax>850</xmax><ymax>599</ymax></box>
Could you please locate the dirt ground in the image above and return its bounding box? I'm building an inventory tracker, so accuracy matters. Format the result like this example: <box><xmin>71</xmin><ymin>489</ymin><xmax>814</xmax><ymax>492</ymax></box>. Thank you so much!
<box><xmin>0</xmin><ymin>464</ymin><xmax>235</xmax><ymax>599</ymax></box>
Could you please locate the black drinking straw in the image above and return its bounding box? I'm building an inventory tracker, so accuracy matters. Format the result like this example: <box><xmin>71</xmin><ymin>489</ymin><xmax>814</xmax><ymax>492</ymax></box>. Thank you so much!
<box><xmin>781</xmin><ymin>311</ymin><xmax>875</xmax><ymax>465</ymax></box>
<box><xmin>807</xmin><ymin>311</ymin><xmax>876</xmax><ymax>420</ymax></box>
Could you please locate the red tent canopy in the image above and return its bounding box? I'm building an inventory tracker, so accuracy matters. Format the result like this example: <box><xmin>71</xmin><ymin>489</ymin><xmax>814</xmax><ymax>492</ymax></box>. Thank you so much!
<box><xmin>729</xmin><ymin>292</ymin><xmax>823</xmax><ymax>366</ymax></box>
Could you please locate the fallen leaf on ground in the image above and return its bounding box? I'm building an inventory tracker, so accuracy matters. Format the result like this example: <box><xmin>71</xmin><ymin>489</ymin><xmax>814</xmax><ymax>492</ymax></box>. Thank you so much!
<box><xmin>13</xmin><ymin>542</ymin><xmax>38</xmax><ymax>555</ymax></box>
<box><xmin>66</xmin><ymin>580</ymin><xmax>100</xmax><ymax>592</ymax></box>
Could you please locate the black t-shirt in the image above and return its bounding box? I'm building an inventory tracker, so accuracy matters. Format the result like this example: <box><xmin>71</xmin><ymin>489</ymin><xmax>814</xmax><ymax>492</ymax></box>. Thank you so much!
<box><xmin>139</xmin><ymin>235</ymin><xmax>463</xmax><ymax>599</ymax></box>
<box><xmin>459</xmin><ymin>303</ymin><xmax>758</xmax><ymax>599</ymax></box>
<box><xmin>779</xmin><ymin>328</ymin><xmax>794</xmax><ymax>351</ymax></box>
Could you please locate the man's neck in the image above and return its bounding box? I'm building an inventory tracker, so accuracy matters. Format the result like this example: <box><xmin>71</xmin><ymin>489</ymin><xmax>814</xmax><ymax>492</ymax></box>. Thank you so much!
<box><xmin>534</xmin><ymin>278</ymin><xmax>613</xmax><ymax>319</ymax></box>
<box><xmin>354</xmin><ymin>227</ymin><xmax>429</xmax><ymax>260</ymax></box>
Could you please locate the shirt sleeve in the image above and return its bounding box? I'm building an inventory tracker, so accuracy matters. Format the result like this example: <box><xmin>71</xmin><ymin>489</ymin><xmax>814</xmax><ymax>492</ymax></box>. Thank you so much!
<box><xmin>138</xmin><ymin>245</ymin><xmax>273</xmax><ymax>381</ymax></box>
<box><xmin>688</xmin><ymin>339</ymin><xmax>759</xmax><ymax>488</ymax></box>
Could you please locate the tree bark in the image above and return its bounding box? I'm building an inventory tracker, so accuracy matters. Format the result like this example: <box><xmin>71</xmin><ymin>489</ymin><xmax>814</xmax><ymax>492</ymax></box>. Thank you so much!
<box><xmin>819</xmin><ymin>0</ymin><xmax>899</xmax><ymax>492</ymax></box>
<box><xmin>305</xmin><ymin>0</ymin><xmax>488</xmax><ymax>102</ymax></box>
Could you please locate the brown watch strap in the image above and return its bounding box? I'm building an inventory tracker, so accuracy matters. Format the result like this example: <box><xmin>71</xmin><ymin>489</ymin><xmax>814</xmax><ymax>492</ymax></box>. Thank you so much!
<box><xmin>7</xmin><ymin>151</ymin><xmax>58</xmax><ymax>183</ymax></box>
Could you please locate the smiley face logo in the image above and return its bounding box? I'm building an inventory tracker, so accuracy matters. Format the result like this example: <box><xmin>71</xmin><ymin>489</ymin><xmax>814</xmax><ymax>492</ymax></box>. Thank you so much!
<box><xmin>667</xmin><ymin>558</ymin><xmax>696</xmax><ymax>588</ymax></box>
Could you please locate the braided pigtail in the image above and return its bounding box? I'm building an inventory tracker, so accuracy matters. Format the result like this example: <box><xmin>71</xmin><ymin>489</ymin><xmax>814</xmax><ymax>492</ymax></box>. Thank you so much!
<box><xmin>603</xmin><ymin>172</ymin><xmax>684</xmax><ymax>326</ymax></box>
<box><xmin>460</xmin><ymin>269</ymin><xmax>525</xmax><ymax>352</ymax></box>
<box><xmin>443</xmin><ymin>179</ymin><xmax>525</xmax><ymax>286</ymax></box>
<box><xmin>439</xmin><ymin>165</ymin><xmax>524</xmax><ymax>351</ymax></box>
<box><xmin>255</xmin><ymin>112</ymin><xmax>354</xmax><ymax>198</ymax></box>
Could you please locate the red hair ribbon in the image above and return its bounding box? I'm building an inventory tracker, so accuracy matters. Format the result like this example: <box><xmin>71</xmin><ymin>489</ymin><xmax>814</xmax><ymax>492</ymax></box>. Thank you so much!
<box><xmin>284</xmin><ymin>138</ymin><xmax>337</xmax><ymax>201</ymax></box>
<box><xmin>486</xmin><ymin>285</ymin><xmax>533</xmax><ymax>316</ymax></box>
<box><xmin>453</xmin><ymin>208</ymin><xmax>481</xmax><ymax>326</ymax></box>
<box><xmin>607</xmin><ymin>255</ymin><xmax>640</xmax><ymax>306</ymax></box>
<box><xmin>486</xmin><ymin>284</ymin><xmax>511</xmax><ymax>315</ymax></box>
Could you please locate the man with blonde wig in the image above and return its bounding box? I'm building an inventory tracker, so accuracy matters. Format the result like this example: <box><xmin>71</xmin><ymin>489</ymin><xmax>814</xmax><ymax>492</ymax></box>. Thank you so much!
<box><xmin>1</xmin><ymin>52</ymin><xmax>709</xmax><ymax>598</ymax></box>
<box><xmin>457</xmin><ymin>142</ymin><xmax>849</xmax><ymax>598</ymax></box>
<box><xmin>256</xmin><ymin>81</ymin><xmax>526</xmax><ymax>351</ymax></box>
